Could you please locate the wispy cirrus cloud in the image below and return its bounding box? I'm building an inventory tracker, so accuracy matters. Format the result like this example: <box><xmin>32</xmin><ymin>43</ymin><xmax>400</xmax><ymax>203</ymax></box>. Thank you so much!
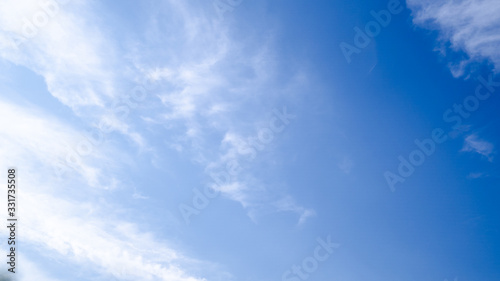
<box><xmin>0</xmin><ymin>0</ymin><xmax>118</xmax><ymax>110</ymax></box>
<box><xmin>131</xmin><ymin>0</ymin><xmax>314</xmax><ymax>224</ymax></box>
<box><xmin>0</xmin><ymin>99</ymin><xmax>110</xmax><ymax>188</ymax></box>
<box><xmin>21</xmin><ymin>192</ymin><xmax>205</xmax><ymax>281</ymax></box>
<box><xmin>0</xmin><ymin>0</ymin><xmax>314</xmax><ymax>279</ymax></box>
<box><xmin>408</xmin><ymin>0</ymin><xmax>500</xmax><ymax>76</ymax></box>
<box><xmin>0</xmin><ymin>99</ymin><xmax>213</xmax><ymax>280</ymax></box>
<box><xmin>0</xmin><ymin>0</ymin><xmax>150</xmax><ymax>152</ymax></box>
<box><xmin>462</xmin><ymin>134</ymin><xmax>495</xmax><ymax>161</ymax></box>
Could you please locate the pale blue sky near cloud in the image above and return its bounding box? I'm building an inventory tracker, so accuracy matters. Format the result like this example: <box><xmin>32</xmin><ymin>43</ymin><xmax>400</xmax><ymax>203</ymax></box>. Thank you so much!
<box><xmin>0</xmin><ymin>0</ymin><xmax>499</xmax><ymax>281</ymax></box>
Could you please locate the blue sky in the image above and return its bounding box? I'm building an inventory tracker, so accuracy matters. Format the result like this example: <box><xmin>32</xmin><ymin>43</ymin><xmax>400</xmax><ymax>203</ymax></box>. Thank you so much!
<box><xmin>0</xmin><ymin>0</ymin><xmax>499</xmax><ymax>280</ymax></box>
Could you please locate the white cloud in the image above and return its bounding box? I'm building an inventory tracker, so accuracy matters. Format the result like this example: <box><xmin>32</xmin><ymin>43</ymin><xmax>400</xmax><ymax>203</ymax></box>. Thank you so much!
<box><xmin>21</xmin><ymin>192</ymin><xmax>203</xmax><ymax>281</ymax></box>
<box><xmin>0</xmin><ymin>99</ymin><xmax>108</xmax><ymax>188</ymax></box>
<box><xmin>0</xmin><ymin>0</ymin><xmax>149</xmax><ymax>150</ymax></box>
<box><xmin>274</xmin><ymin>196</ymin><xmax>316</xmax><ymax>226</ymax></box>
<box><xmin>209</xmin><ymin>125</ymin><xmax>315</xmax><ymax>225</ymax></box>
<box><xmin>0</xmin><ymin>0</ymin><xmax>313</xmax><ymax>277</ymax></box>
<box><xmin>130</xmin><ymin>1</ymin><xmax>312</xmax><ymax>224</ymax></box>
<box><xmin>408</xmin><ymin>0</ymin><xmax>500</xmax><ymax>76</ymax></box>
<box><xmin>0</xmin><ymin>0</ymin><xmax>118</xmax><ymax>110</ymax></box>
<box><xmin>0</xmin><ymin>99</ymin><xmax>212</xmax><ymax>280</ymax></box>
<box><xmin>462</xmin><ymin>134</ymin><xmax>494</xmax><ymax>161</ymax></box>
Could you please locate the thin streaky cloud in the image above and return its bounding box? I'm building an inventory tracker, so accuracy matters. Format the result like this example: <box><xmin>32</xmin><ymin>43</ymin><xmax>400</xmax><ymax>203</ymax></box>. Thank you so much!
<box><xmin>462</xmin><ymin>134</ymin><xmax>495</xmax><ymax>161</ymax></box>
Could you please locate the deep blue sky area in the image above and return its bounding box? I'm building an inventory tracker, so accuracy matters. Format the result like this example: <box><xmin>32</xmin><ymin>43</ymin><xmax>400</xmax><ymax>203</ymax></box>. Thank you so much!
<box><xmin>0</xmin><ymin>0</ymin><xmax>499</xmax><ymax>281</ymax></box>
